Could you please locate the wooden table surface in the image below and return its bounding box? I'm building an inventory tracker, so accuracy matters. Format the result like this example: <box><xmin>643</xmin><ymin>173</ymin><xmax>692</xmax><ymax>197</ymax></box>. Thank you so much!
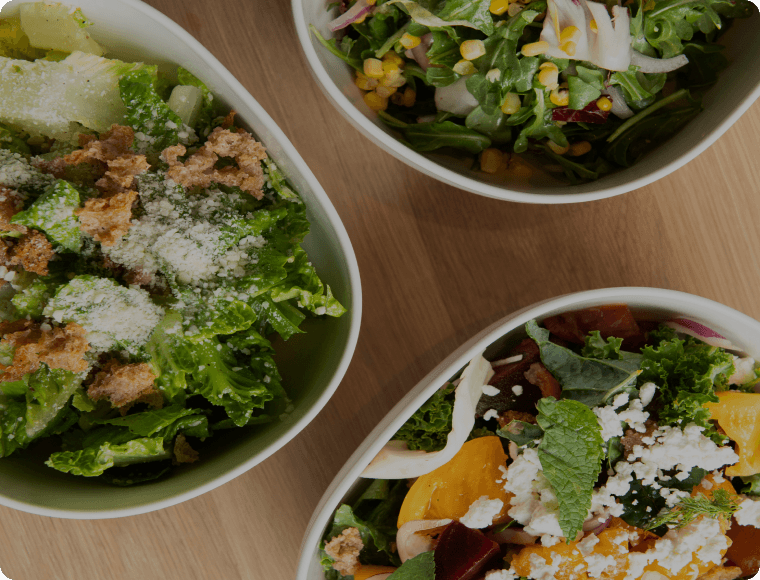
<box><xmin>2</xmin><ymin>1</ymin><xmax>760</xmax><ymax>579</ymax></box>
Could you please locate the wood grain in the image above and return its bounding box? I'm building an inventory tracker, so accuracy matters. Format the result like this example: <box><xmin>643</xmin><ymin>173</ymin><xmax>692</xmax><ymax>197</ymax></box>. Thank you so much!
<box><xmin>2</xmin><ymin>1</ymin><xmax>760</xmax><ymax>579</ymax></box>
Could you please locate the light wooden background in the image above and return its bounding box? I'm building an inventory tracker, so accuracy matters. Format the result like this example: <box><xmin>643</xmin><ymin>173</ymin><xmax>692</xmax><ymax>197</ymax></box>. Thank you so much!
<box><xmin>2</xmin><ymin>1</ymin><xmax>760</xmax><ymax>579</ymax></box>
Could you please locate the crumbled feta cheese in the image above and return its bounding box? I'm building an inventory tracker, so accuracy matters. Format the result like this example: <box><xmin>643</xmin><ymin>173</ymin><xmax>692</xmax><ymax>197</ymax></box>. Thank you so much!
<box><xmin>512</xmin><ymin>385</ymin><xmax>524</xmax><ymax>396</ymax></box>
<box><xmin>585</xmin><ymin>554</ymin><xmax>616</xmax><ymax>578</ymax></box>
<box><xmin>612</xmin><ymin>393</ymin><xmax>630</xmax><ymax>410</ymax></box>
<box><xmin>483</xmin><ymin>409</ymin><xmax>499</xmax><ymax>422</ymax></box>
<box><xmin>485</xmin><ymin>569</ymin><xmax>518</xmax><ymax>580</ymax></box>
<box><xmin>639</xmin><ymin>382</ymin><xmax>657</xmax><ymax>407</ymax></box>
<box><xmin>460</xmin><ymin>495</ymin><xmax>504</xmax><ymax>529</ymax></box>
<box><xmin>577</xmin><ymin>533</ymin><xmax>599</xmax><ymax>556</ymax></box>
<box><xmin>528</xmin><ymin>552</ymin><xmax>563</xmax><ymax>580</ymax></box>
<box><xmin>735</xmin><ymin>496</ymin><xmax>760</xmax><ymax>528</ymax></box>
<box><xmin>482</xmin><ymin>384</ymin><xmax>500</xmax><ymax>397</ymax></box>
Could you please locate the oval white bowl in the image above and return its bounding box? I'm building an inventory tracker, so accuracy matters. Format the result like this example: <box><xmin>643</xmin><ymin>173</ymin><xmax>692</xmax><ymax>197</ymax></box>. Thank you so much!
<box><xmin>292</xmin><ymin>1</ymin><xmax>760</xmax><ymax>204</ymax></box>
<box><xmin>0</xmin><ymin>0</ymin><xmax>361</xmax><ymax>519</ymax></box>
<box><xmin>297</xmin><ymin>287</ymin><xmax>760</xmax><ymax>579</ymax></box>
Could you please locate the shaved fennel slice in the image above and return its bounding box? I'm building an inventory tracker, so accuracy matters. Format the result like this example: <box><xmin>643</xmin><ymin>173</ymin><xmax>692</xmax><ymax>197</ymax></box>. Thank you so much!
<box><xmin>379</xmin><ymin>0</ymin><xmax>487</xmax><ymax>30</ymax></box>
<box><xmin>542</xmin><ymin>0</ymin><xmax>593</xmax><ymax>61</ymax></box>
<box><xmin>360</xmin><ymin>353</ymin><xmax>495</xmax><ymax>479</ymax></box>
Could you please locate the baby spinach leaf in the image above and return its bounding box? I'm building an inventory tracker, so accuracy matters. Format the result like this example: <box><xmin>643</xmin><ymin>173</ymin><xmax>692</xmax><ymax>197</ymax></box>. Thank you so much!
<box><xmin>310</xmin><ymin>25</ymin><xmax>364</xmax><ymax>71</ymax></box>
<box><xmin>526</xmin><ymin>319</ymin><xmax>642</xmax><ymax>407</ymax></box>
<box><xmin>536</xmin><ymin>397</ymin><xmax>604</xmax><ymax>542</ymax></box>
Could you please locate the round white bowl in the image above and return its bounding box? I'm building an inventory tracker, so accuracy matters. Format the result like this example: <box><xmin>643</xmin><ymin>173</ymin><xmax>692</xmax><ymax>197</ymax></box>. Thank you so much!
<box><xmin>0</xmin><ymin>0</ymin><xmax>361</xmax><ymax>519</ymax></box>
<box><xmin>296</xmin><ymin>287</ymin><xmax>760</xmax><ymax>579</ymax></box>
<box><xmin>292</xmin><ymin>2</ymin><xmax>760</xmax><ymax>204</ymax></box>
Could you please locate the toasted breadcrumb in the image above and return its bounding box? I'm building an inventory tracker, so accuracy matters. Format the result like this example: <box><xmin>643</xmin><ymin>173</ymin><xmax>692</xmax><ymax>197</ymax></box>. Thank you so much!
<box><xmin>696</xmin><ymin>566</ymin><xmax>743</xmax><ymax>580</ymax></box>
<box><xmin>0</xmin><ymin>186</ymin><xmax>27</xmax><ymax>235</ymax></box>
<box><xmin>324</xmin><ymin>527</ymin><xmax>364</xmax><ymax>576</ymax></box>
<box><xmin>173</xmin><ymin>434</ymin><xmax>199</xmax><ymax>464</ymax></box>
<box><xmin>74</xmin><ymin>189</ymin><xmax>138</xmax><ymax>246</ymax></box>
<box><xmin>9</xmin><ymin>230</ymin><xmax>54</xmax><ymax>275</ymax></box>
<box><xmin>220</xmin><ymin>110</ymin><xmax>236</xmax><ymax>130</ymax></box>
<box><xmin>161</xmin><ymin>127</ymin><xmax>267</xmax><ymax>199</ymax></box>
<box><xmin>0</xmin><ymin>322</ymin><xmax>90</xmax><ymax>383</ymax></box>
<box><xmin>87</xmin><ymin>359</ymin><xmax>158</xmax><ymax>408</ymax></box>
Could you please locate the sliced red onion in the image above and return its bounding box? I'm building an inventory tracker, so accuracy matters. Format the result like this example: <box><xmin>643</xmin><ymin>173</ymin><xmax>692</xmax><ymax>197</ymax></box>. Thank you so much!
<box><xmin>665</xmin><ymin>319</ymin><xmax>740</xmax><ymax>351</ymax></box>
<box><xmin>603</xmin><ymin>85</ymin><xmax>634</xmax><ymax>120</ymax></box>
<box><xmin>328</xmin><ymin>0</ymin><xmax>373</xmax><ymax>32</ymax></box>
<box><xmin>397</xmin><ymin>519</ymin><xmax>452</xmax><ymax>562</ymax></box>
<box><xmin>405</xmin><ymin>33</ymin><xmax>433</xmax><ymax>71</ymax></box>
<box><xmin>591</xmin><ymin>516</ymin><xmax>612</xmax><ymax>535</ymax></box>
<box><xmin>487</xmin><ymin>527</ymin><xmax>538</xmax><ymax>545</ymax></box>
<box><xmin>631</xmin><ymin>50</ymin><xmax>689</xmax><ymax>73</ymax></box>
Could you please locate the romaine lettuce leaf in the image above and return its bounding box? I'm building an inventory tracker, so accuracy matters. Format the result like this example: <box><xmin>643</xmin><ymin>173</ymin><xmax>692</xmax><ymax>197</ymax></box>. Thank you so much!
<box><xmin>46</xmin><ymin>437</ymin><xmax>169</xmax><ymax>477</ymax></box>
<box><xmin>11</xmin><ymin>179</ymin><xmax>83</xmax><ymax>252</ymax></box>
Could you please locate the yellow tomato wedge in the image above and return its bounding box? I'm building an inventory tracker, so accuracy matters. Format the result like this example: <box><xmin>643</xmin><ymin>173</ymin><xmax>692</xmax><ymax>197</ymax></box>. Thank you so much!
<box><xmin>704</xmin><ymin>392</ymin><xmax>760</xmax><ymax>476</ymax></box>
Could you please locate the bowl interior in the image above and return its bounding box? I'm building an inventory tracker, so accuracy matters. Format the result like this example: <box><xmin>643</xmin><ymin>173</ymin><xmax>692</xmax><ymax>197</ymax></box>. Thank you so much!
<box><xmin>0</xmin><ymin>0</ymin><xmax>359</xmax><ymax>517</ymax></box>
<box><xmin>294</xmin><ymin>0</ymin><xmax>760</xmax><ymax>202</ymax></box>
<box><xmin>298</xmin><ymin>288</ymin><xmax>760</xmax><ymax>579</ymax></box>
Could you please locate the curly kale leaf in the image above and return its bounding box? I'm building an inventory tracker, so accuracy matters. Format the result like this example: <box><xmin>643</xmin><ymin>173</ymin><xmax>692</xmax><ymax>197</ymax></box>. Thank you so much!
<box><xmin>393</xmin><ymin>383</ymin><xmax>456</xmax><ymax>451</ymax></box>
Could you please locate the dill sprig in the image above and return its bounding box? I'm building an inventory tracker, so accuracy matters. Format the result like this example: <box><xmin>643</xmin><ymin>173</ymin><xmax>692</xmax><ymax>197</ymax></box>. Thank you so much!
<box><xmin>645</xmin><ymin>489</ymin><xmax>740</xmax><ymax>531</ymax></box>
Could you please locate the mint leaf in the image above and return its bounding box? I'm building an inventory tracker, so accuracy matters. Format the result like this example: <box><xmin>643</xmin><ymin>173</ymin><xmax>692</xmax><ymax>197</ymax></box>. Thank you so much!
<box><xmin>526</xmin><ymin>319</ymin><xmax>642</xmax><ymax>407</ymax></box>
<box><xmin>388</xmin><ymin>551</ymin><xmax>435</xmax><ymax>580</ymax></box>
<box><xmin>536</xmin><ymin>397</ymin><xmax>604</xmax><ymax>541</ymax></box>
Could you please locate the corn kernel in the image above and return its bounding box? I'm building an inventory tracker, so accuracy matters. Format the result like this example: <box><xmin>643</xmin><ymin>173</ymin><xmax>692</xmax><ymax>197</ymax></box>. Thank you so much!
<box><xmin>376</xmin><ymin>85</ymin><xmax>397</xmax><ymax>98</ymax></box>
<box><xmin>522</xmin><ymin>40</ymin><xmax>549</xmax><ymax>57</ymax></box>
<box><xmin>569</xmin><ymin>141</ymin><xmax>592</xmax><ymax>156</ymax></box>
<box><xmin>538</xmin><ymin>67</ymin><xmax>559</xmax><ymax>91</ymax></box>
<box><xmin>559</xmin><ymin>26</ymin><xmax>581</xmax><ymax>44</ymax></box>
<box><xmin>355</xmin><ymin>75</ymin><xmax>379</xmax><ymax>91</ymax></box>
<box><xmin>490</xmin><ymin>0</ymin><xmax>510</xmax><ymax>14</ymax></box>
<box><xmin>364</xmin><ymin>91</ymin><xmax>388</xmax><ymax>111</ymax></box>
<box><xmin>486</xmin><ymin>68</ymin><xmax>501</xmax><ymax>83</ymax></box>
<box><xmin>480</xmin><ymin>148</ymin><xmax>503</xmax><ymax>174</ymax></box>
<box><xmin>501</xmin><ymin>92</ymin><xmax>521</xmax><ymax>115</ymax></box>
<box><xmin>382</xmin><ymin>51</ymin><xmax>405</xmax><ymax>66</ymax></box>
<box><xmin>589</xmin><ymin>19</ymin><xmax>598</xmax><ymax>32</ymax></box>
<box><xmin>399</xmin><ymin>33</ymin><xmax>421</xmax><ymax>49</ymax></box>
<box><xmin>560</xmin><ymin>40</ymin><xmax>577</xmax><ymax>56</ymax></box>
<box><xmin>453</xmin><ymin>59</ymin><xmax>477</xmax><ymax>75</ymax></box>
<box><xmin>382</xmin><ymin>60</ymin><xmax>400</xmax><ymax>76</ymax></box>
<box><xmin>507</xmin><ymin>2</ymin><xmax>523</xmax><ymax>16</ymax></box>
<box><xmin>509</xmin><ymin>157</ymin><xmax>534</xmax><ymax>178</ymax></box>
<box><xmin>382</xmin><ymin>68</ymin><xmax>407</xmax><ymax>88</ymax></box>
<box><xmin>547</xmin><ymin>140</ymin><xmax>569</xmax><ymax>155</ymax></box>
<box><xmin>366</xmin><ymin>0</ymin><xmax>377</xmax><ymax>4</ymax></box>
<box><xmin>596</xmin><ymin>96</ymin><xmax>613</xmax><ymax>111</ymax></box>
<box><xmin>550</xmin><ymin>88</ymin><xmax>569</xmax><ymax>107</ymax></box>
<box><xmin>402</xmin><ymin>87</ymin><xmax>416</xmax><ymax>107</ymax></box>
<box><xmin>461</xmin><ymin>39</ymin><xmax>486</xmax><ymax>61</ymax></box>
<box><xmin>354</xmin><ymin>13</ymin><xmax>367</xmax><ymax>24</ymax></box>
<box><xmin>364</xmin><ymin>58</ymin><xmax>385</xmax><ymax>79</ymax></box>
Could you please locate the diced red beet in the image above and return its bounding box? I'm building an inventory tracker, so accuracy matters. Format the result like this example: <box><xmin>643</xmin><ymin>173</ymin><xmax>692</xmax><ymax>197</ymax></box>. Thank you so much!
<box><xmin>543</xmin><ymin>305</ymin><xmax>641</xmax><ymax>345</ymax></box>
<box><xmin>434</xmin><ymin>521</ymin><xmax>501</xmax><ymax>580</ymax></box>
<box><xmin>726</xmin><ymin>519</ymin><xmax>760</xmax><ymax>577</ymax></box>
<box><xmin>552</xmin><ymin>100</ymin><xmax>611</xmax><ymax>124</ymax></box>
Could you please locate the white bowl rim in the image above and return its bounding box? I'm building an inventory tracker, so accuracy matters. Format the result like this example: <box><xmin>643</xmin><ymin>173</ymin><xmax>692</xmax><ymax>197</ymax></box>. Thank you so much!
<box><xmin>0</xmin><ymin>0</ymin><xmax>362</xmax><ymax>520</ymax></box>
<box><xmin>291</xmin><ymin>0</ymin><xmax>760</xmax><ymax>205</ymax></box>
<box><xmin>296</xmin><ymin>286</ymin><xmax>760</xmax><ymax>578</ymax></box>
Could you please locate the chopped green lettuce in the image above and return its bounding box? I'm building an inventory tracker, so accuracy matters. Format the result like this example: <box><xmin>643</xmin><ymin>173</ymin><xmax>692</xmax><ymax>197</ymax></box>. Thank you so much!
<box><xmin>46</xmin><ymin>437</ymin><xmax>169</xmax><ymax>477</ymax></box>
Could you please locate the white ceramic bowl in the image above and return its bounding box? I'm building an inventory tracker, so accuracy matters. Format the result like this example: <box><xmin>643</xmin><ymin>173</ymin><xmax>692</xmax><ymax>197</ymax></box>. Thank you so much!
<box><xmin>0</xmin><ymin>0</ymin><xmax>361</xmax><ymax>519</ymax></box>
<box><xmin>296</xmin><ymin>287</ymin><xmax>760</xmax><ymax>579</ymax></box>
<box><xmin>293</xmin><ymin>2</ymin><xmax>760</xmax><ymax>204</ymax></box>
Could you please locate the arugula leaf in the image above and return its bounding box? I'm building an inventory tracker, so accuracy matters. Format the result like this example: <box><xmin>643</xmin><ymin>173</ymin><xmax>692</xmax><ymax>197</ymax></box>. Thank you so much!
<box><xmin>514</xmin><ymin>90</ymin><xmax>567</xmax><ymax>154</ymax></box>
<box><xmin>11</xmin><ymin>179</ymin><xmax>82</xmax><ymax>252</ymax></box>
<box><xmin>388</xmin><ymin>551</ymin><xmax>435</xmax><ymax>580</ymax></box>
<box><xmin>436</xmin><ymin>0</ymin><xmax>494</xmax><ymax>35</ymax></box>
<box><xmin>309</xmin><ymin>25</ymin><xmax>364</xmax><ymax>71</ymax></box>
<box><xmin>465</xmin><ymin>106</ymin><xmax>513</xmax><ymax>142</ymax></box>
<box><xmin>393</xmin><ymin>383</ymin><xmax>456</xmax><ymax>451</ymax></box>
<box><xmin>680</xmin><ymin>42</ymin><xmax>728</xmax><ymax>89</ymax></box>
<box><xmin>568</xmin><ymin>67</ymin><xmax>604</xmax><ymax>110</ymax></box>
<box><xmin>526</xmin><ymin>320</ymin><xmax>642</xmax><ymax>407</ymax></box>
<box><xmin>536</xmin><ymin>397</ymin><xmax>605</xmax><ymax>541</ymax></box>
<box><xmin>399</xmin><ymin>121</ymin><xmax>492</xmax><ymax>153</ymax></box>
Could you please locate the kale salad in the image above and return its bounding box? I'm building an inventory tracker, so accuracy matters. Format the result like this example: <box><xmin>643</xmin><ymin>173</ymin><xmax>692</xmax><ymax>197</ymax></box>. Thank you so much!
<box><xmin>313</xmin><ymin>0</ymin><xmax>754</xmax><ymax>184</ymax></box>
<box><xmin>0</xmin><ymin>2</ymin><xmax>344</xmax><ymax>484</ymax></box>
<box><xmin>319</xmin><ymin>306</ymin><xmax>760</xmax><ymax>580</ymax></box>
